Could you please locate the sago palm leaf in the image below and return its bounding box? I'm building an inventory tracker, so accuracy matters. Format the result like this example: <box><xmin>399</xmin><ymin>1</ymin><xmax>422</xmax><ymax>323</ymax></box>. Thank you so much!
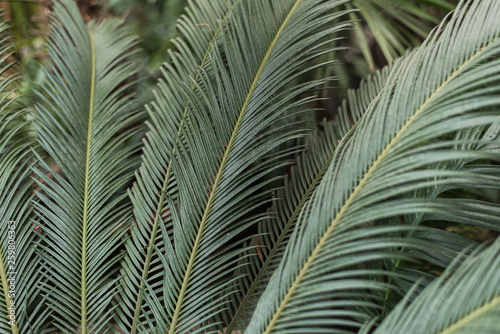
<box><xmin>331</xmin><ymin>59</ymin><xmax>500</xmax><ymax>320</ymax></box>
<box><xmin>377</xmin><ymin>121</ymin><xmax>500</xmax><ymax>315</ymax></box>
<box><xmin>31</xmin><ymin>0</ymin><xmax>144</xmax><ymax>332</ymax></box>
<box><xmin>116</xmin><ymin>1</ymin><xmax>238</xmax><ymax>331</ymax></box>
<box><xmin>365</xmin><ymin>237</ymin><xmax>500</xmax><ymax>334</ymax></box>
<box><xmin>247</xmin><ymin>0</ymin><xmax>500</xmax><ymax>332</ymax></box>
<box><xmin>0</xmin><ymin>17</ymin><xmax>47</xmax><ymax>334</ymax></box>
<box><xmin>336</xmin><ymin>49</ymin><xmax>500</xmax><ymax>321</ymax></box>
<box><xmin>226</xmin><ymin>121</ymin><xmax>341</xmax><ymax>332</ymax></box>
<box><xmin>226</xmin><ymin>66</ymin><xmax>393</xmax><ymax>332</ymax></box>
<box><xmin>120</xmin><ymin>0</ymin><xmax>351</xmax><ymax>332</ymax></box>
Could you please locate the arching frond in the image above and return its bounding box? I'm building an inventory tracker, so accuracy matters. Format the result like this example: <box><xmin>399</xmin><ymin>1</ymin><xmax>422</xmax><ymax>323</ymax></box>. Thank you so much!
<box><xmin>226</xmin><ymin>65</ymin><xmax>393</xmax><ymax>332</ymax></box>
<box><xmin>31</xmin><ymin>0</ymin><xmax>144</xmax><ymax>332</ymax></box>
<box><xmin>121</xmin><ymin>0</ymin><xmax>351</xmax><ymax>332</ymax></box>
<box><xmin>115</xmin><ymin>1</ymin><xmax>239</xmax><ymax>332</ymax></box>
<box><xmin>247</xmin><ymin>1</ymin><xmax>500</xmax><ymax>332</ymax></box>
<box><xmin>376</xmin><ymin>120</ymin><xmax>500</xmax><ymax>315</ymax></box>
<box><xmin>0</xmin><ymin>16</ymin><xmax>47</xmax><ymax>334</ymax></box>
<box><xmin>367</xmin><ymin>237</ymin><xmax>500</xmax><ymax>334</ymax></box>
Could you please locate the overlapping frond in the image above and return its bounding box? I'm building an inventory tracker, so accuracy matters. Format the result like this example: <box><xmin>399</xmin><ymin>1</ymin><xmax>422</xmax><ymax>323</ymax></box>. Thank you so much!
<box><xmin>0</xmin><ymin>17</ymin><xmax>46</xmax><ymax>334</ymax></box>
<box><xmin>31</xmin><ymin>0</ymin><xmax>143</xmax><ymax>332</ymax></box>
<box><xmin>116</xmin><ymin>1</ymin><xmax>238</xmax><ymax>331</ymax></box>
<box><xmin>247</xmin><ymin>1</ymin><xmax>500</xmax><ymax>332</ymax></box>
<box><xmin>347</xmin><ymin>0</ymin><xmax>456</xmax><ymax>69</ymax></box>
<box><xmin>226</xmin><ymin>121</ymin><xmax>341</xmax><ymax>332</ymax></box>
<box><xmin>366</xmin><ymin>237</ymin><xmax>500</xmax><ymax>334</ymax></box>
<box><xmin>120</xmin><ymin>0</ymin><xmax>351</xmax><ymax>332</ymax></box>
<box><xmin>226</xmin><ymin>66</ymin><xmax>393</xmax><ymax>332</ymax></box>
<box><xmin>377</xmin><ymin>120</ymin><xmax>500</xmax><ymax>315</ymax></box>
<box><xmin>336</xmin><ymin>65</ymin><xmax>393</xmax><ymax>137</ymax></box>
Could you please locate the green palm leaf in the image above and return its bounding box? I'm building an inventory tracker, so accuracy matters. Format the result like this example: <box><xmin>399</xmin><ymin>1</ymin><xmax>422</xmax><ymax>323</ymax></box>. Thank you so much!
<box><xmin>116</xmin><ymin>1</ymin><xmax>238</xmax><ymax>332</ymax></box>
<box><xmin>0</xmin><ymin>16</ymin><xmax>47</xmax><ymax>334</ymax></box>
<box><xmin>31</xmin><ymin>0</ymin><xmax>144</xmax><ymax>332</ymax></box>
<box><xmin>366</xmin><ymin>237</ymin><xmax>500</xmax><ymax>334</ymax></box>
<box><xmin>334</xmin><ymin>55</ymin><xmax>500</xmax><ymax>321</ymax></box>
<box><xmin>121</xmin><ymin>0</ymin><xmax>350</xmax><ymax>332</ymax></box>
<box><xmin>247</xmin><ymin>0</ymin><xmax>500</xmax><ymax>332</ymax></box>
<box><xmin>378</xmin><ymin>122</ymin><xmax>500</xmax><ymax>315</ymax></box>
<box><xmin>226</xmin><ymin>66</ymin><xmax>393</xmax><ymax>332</ymax></box>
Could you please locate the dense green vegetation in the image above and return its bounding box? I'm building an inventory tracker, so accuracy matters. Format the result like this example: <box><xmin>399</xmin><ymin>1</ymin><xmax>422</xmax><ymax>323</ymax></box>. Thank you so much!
<box><xmin>0</xmin><ymin>0</ymin><xmax>498</xmax><ymax>333</ymax></box>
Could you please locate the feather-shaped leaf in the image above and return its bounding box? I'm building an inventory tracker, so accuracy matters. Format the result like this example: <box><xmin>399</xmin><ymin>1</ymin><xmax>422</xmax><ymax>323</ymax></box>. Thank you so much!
<box><xmin>0</xmin><ymin>16</ymin><xmax>47</xmax><ymax>334</ymax></box>
<box><xmin>116</xmin><ymin>1</ymin><xmax>239</xmax><ymax>332</ymax></box>
<box><xmin>121</xmin><ymin>0</ymin><xmax>351</xmax><ymax>332</ymax></box>
<box><xmin>31</xmin><ymin>1</ymin><xmax>144</xmax><ymax>332</ymax></box>
<box><xmin>247</xmin><ymin>0</ymin><xmax>500</xmax><ymax>332</ymax></box>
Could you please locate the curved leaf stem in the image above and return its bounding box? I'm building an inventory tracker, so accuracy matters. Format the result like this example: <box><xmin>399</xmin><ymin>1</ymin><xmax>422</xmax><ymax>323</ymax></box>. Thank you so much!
<box><xmin>262</xmin><ymin>36</ymin><xmax>497</xmax><ymax>334</ymax></box>
<box><xmin>130</xmin><ymin>6</ymin><xmax>236</xmax><ymax>333</ymax></box>
<box><xmin>168</xmin><ymin>1</ymin><xmax>303</xmax><ymax>332</ymax></box>
<box><xmin>80</xmin><ymin>29</ymin><xmax>96</xmax><ymax>334</ymax></box>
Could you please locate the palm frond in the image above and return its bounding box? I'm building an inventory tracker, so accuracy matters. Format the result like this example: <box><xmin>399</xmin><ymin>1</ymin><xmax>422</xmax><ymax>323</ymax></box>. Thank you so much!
<box><xmin>247</xmin><ymin>0</ymin><xmax>500</xmax><ymax>332</ymax></box>
<box><xmin>0</xmin><ymin>16</ymin><xmax>47</xmax><ymax>334</ymax></box>
<box><xmin>365</xmin><ymin>237</ymin><xmax>500</xmax><ymax>334</ymax></box>
<box><xmin>119</xmin><ymin>0</ymin><xmax>351</xmax><ymax>332</ymax></box>
<box><xmin>377</xmin><ymin>121</ymin><xmax>500</xmax><ymax>315</ymax></box>
<box><xmin>31</xmin><ymin>0</ymin><xmax>144</xmax><ymax>332</ymax></box>
<box><xmin>116</xmin><ymin>1</ymin><xmax>238</xmax><ymax>332</ymax></box>
<box><xmin>226</xmin><ymin>65</ymin><xmax>393</xmax><ymax>332</ymax></box>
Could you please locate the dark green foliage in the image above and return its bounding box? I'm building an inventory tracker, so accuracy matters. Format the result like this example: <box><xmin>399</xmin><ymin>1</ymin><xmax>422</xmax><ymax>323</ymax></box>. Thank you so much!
<box><xmin>0</xmin><ymin>1</ymin><xmax>499</xmax><ymax>333</ymax></box>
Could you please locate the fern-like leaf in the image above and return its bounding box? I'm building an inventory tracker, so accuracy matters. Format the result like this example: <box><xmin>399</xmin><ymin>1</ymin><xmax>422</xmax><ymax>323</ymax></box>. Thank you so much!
<box><xmin>366</xmin><ymin>237</ymin><xmax>500</xmax><ymax>334</ymax></box>
<box><xmin>122</xmin><ymin>0</ymin><xmax>351</xmax><ymax>332</ymax></box>
<box><xmin>247</xmin><ymin>0</ymin><xmax>500</xmax><ymax>332</ymax></box>
<box><xmin>31</xmin><ymin>1</ymin><xmax>144</xmax><ymax>332</ymax></box>
<box><xmin>116</xmin><ymin>1</ymin><xmax>238</xmax><ymax>332</ymax></box>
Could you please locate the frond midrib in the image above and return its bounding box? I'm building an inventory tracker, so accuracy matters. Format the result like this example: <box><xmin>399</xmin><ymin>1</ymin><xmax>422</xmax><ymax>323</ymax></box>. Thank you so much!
<box><xmin>129</xmin><ymin>5</ymin><xmax>236</xmax><ymax>332</ymax></box>
<box><xmin>80</xmin><ymin>28</ymin><xmax>96</xmax><ymax>333</ymax></box>
<box><xmin>439</xmin><ymin>294</ymin><xmax>500</xmax><ymax>334</ymax></box>
<box><xmin>168</xmin><ymin>1</ymin><xmax>303</xmax><ymax>332</ymax></box>
<box><xmin>262</xmin><ymin>35</ymin><xmax>499</xmax><ymax>334</ymax></box>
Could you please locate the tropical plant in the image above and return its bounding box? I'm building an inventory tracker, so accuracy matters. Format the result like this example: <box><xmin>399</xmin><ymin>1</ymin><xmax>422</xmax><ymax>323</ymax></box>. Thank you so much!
<box><xmin>0</xmin><ymin>0</ymin><xmax>499</xmax><ymax>333</ymax></box>
<box><xmin>345</xmin><ymin>0</ymin><xmax>457</xmax><ymax>69</ymax></box>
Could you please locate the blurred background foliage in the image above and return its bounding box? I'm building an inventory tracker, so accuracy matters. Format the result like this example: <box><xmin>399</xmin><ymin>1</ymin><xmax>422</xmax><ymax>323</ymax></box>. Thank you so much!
<box><xmin>107</xmin><ymin>0</ymin><xmax>187</xmax><ymax>75</ymax></box>
<box><xmin>0</xmin><ymin>0</ymin><xmax>50</xmax><ymax>95</ymax></box>
<box><xmin>2</xmin><ymin>0</ymin><xmax>457</xmax><ymax>116</ymax></box>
